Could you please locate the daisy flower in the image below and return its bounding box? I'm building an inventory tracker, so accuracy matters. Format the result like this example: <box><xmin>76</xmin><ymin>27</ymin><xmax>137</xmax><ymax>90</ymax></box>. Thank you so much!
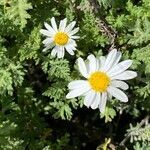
<box><xmin>66</xmin><ymin>49</ymin><xmax>137</xmax><ymax>112</ymax></box>
<box><xmin>40</xmin><ymin>17</ymin><xmax>79</xmax><ymax>58</ymax></box>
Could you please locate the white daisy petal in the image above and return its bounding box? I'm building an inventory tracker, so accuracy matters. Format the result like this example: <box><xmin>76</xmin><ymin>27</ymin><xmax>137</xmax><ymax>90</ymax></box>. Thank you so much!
<box><xmin>65</xmin><ymin>21</ymin><xmax>76</xmax><ymax>33</ymax></box>
<box><xmin>77</xmin><ymin>58</ymin><xmax>88</xmax><ymax>78</ymax></box>
<box><xmin>66</xmin><ymin>85</ymin><xmax>90</xmax><ymax>99</ymax></box>
<box><xmin>44</xmin><ymin>22</ymin><xmax>55</xmax><ymax>34</ymax></box>
<box><xmin>68</xmin><ymin>39</ymin><xmax>77</xmax><ymax>47</ymax></box>
<box><xmin>40</xmin><ymin>29</ymin><xmax>51</xmax><ymax>36</ymax></box>
<box><xmin>65</xmin><ymin>45</ymin><xmax>75</xmax><ymax>55</ymax></box>
<box><xmin>108</xmin><ymin>93</ymin><xmax>112</xmax><ymax>100</ymax></box>
<box><xmin>68</xmin><ymin>80</ymin><xmax>89</xmax><ymax>90</ymax></box>
<box><xmin>111</xmin><ymin>71</ymin><xmax>137</xmax><ymax>80</ymax></box>
<box><xmin>56</xmin><ymin>47</ymin><xmax>62</xmax><ymax>58</ymax></box>
<box><xmin>85</xmin><ymin>63</ymin><xmax>90</xmax><ymax>75</ymax></box>
<box><xmin>111</xmin><ymin>80</ymin><xmax>129</xmax><ymax>90</ymax></box>
<box><xmin>57</xmin><ymin>47</ymin><xmax>65</xmax><ymax>58</ymax></box>
<box><xmin>68</xmin><ymin>27</ymin><xmax>79</xmax><ymax>36</ymax></box>
<box><xmin>91</xmin><ymin>93</ymin><xmax>100</xmax><ymax>109</ymax></box>
<box><xmin>96</xmin><ymin>59</ymin><xmax>100</xmax><ymax>70</ymax></box>
<box><xmin>62</xmin><ymin>47</ymin><xmax>65</xmax><ymax>58</ymax></box>
<box><xmin>108</xmin><ymin>60</ymin><xmax>133</xmax><ymax>77</ymax></box>
<box><xmin>59</xmin><ymin>18</ymin><xmax>67</xmax><ymax>31</ymax></box>
<box><xmin>87</xmin><ymin>54</ymin><xmax>97</xmax><ymax>73</ymax></box>
<box><xmin>99</xmin><ymin>56</ymin><xmax>106</xmax><ymax>70</ymax></box>
<box><xmin>99</xmin><ymin>92</ymin><xmax>107</xmax><ymax>113</ymax></box>
<box><xmin>100</xmin><ymin>56</ymin><xmax>106</xmax><ymax>65</ymax></box>
<box><xmin>70</xmin><ymin>35</ymin><xmax>80</xmax><ymax>39</ymax></box>
<box><xmin>42</xmin><ymin>38</ymin><xmax>53</xmax><ymax>45</ymax></box>
<box><xmin>112</xmin><ymin>51</ymin><xmax>122</xmax><ymax>66</ymax></box>
<box><xmin>107</xmin><ymin>86</ymin><xmax>128</xmax><ymax>102</ymax></box>
<box><xmin>67</xmin><ymin>43</ymin><xmax>76</xmax><ymax>50</ymax></box>
<box><xmin>42</xmin><ymin>45</ymin><xmax>51</xmax><ymax>52</ymax></box>
<box><xmin>102</xmin><ymin>49</ymin><xmax>117</xmax><ymax>71</ymax></box>
<box><xmin>51</xmin><ymin>17</ymin><xmax>58</xmax><ymax>32</ymax></box>
<box><xmin>51</xmin><ymin>46</ymin><xmax>59</xmax><ymax>57</ymax></box>
<box><xmin>51</xmin><ymin>49</ymin><xmax>57</xmax><ymax>57</ymax></box>
<box><xmin>84</xmin><ymin>90</ymin><xmax>96</xmax><ymax>108</ymax></box>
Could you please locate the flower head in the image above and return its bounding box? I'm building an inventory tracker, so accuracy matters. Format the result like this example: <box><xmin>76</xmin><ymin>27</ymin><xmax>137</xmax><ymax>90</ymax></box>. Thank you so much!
<box><xmin>66</xmin><ymin>49</ymin><xmax>137</xmax><ymax>112</ymax></box>
<box><xmin>40</xmin><ymin>17</ymin><xmax>79</xmax><ymax>58</ymax></box>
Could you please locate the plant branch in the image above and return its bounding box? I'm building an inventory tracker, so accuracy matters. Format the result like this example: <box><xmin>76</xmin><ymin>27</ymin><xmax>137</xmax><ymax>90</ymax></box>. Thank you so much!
<box><xmin>119</xmin><ymin>115</ymin><xmax>150</xmax><ymax>146</ymax></box>
<box><xmin>89</xmin><ymin>0</ymin><xmax>117</xmax><ymax>50</ymax></box>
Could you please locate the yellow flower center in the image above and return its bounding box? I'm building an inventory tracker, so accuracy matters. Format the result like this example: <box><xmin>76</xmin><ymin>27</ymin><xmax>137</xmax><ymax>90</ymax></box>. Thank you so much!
<box><xmin>54</xmin><ymin>32</ymin><xmax>69</xmax><ymax>45</ymax></box>
<box><xmin>88</xmin><ymin>71</ymin><xmax>110</xmax><ymax>92</ymax></box>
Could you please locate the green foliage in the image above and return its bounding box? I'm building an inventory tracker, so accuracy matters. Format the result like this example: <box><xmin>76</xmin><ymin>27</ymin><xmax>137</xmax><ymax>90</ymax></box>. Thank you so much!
<box><xmin>0</xmin><ymin>0</ymin><xmax>149</xmax><ymax>149</ymax></box>
<box><xmin>0</xmin><ymin>47</ymin><xmax>25</xmax><ymax>95</ymax></box>
<box><xmin>127</xmin><ymin>123</ymin><xmax>150</xmax><ymax>143</ymax></box>
<box><xmin>4</xmin><ymin>0</ymin><xmax>32</xmax><ymax>29</ymax></box>
<box><xmin>42</xmin><ymin>55</ymin><xmax>71</xmax><ymax>80</ymax></box>
<box><xmin>0</xmin><ymin>121</ymin><xmax>24</xmax><ymax>150</ymax></box>
<box><xmin>133</xmin><ymin>141</ymin><xmax>150</xmax><ymax>150</ymax></box>
<box><xmin>0</xmin><ymin>0</ymin><xmax>32</xmax><ymax>36</ymax></box>
<box><xmin>43</xmin><ymin>134</ymin><xmax>70</xmax><ymax>150</ymax></box>
<box><xmin>18</xmin><ymin>26</ymin><xmax>41</xmax><ymax>64</ymax></box>
<box><xmin>97</xmin><ymin>0</ymin><xmax>112</xmax><ymax>8</ymax></box>
<box><xmin>78</xmin><ymin>0</ymin><xmax>108</xmax><ymax>49</ymax></box>
<box><xmin>100</xmin><ymin>105</ymin><xmax>116</xmax><ymax>123</ymax></box>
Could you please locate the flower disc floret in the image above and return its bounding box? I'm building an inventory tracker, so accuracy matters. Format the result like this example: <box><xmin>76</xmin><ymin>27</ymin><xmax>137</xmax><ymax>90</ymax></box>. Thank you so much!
<box><xmin>54</xmin><ymin>32</ymin><xmax>69</xmax><ymax>45</ymax></box>
<box><xmin>88</xmin><ymin>71</ymin><xmax>110</xmax><ymax>92</ymax></box>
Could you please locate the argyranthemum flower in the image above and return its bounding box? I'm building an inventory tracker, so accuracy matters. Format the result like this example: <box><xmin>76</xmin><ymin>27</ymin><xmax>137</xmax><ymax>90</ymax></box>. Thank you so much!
<box><xmin>40</xmin><ymin>17</ymin><xmax>79</xmax><ymax>58</ymax></box>
<box><xmin>66</xmin><ymin>49</ymin><xmax>137</xmax><ymax>112</ymax></box>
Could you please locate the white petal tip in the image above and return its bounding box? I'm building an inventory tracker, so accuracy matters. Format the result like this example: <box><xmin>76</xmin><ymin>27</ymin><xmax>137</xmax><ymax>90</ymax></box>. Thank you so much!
<box><xmin>122</xmin><ymin>98</ymin><xmax>128</xmax><ymax>102</ymax></box>
<box><xmin>42</xmin><ymin>48</ymin><xmax>49</xmax><ymax>52</ymax></box>
<box><xmin>91</xmin><ymin>106</ymin><xmax>98</xmax><ymax>110</ymax></box>
<box><xmin>124</xmin><ymin>87</ymin><xmax>129</xmax><ymax>90</ymax></box>
<box><xmin>58</xmin><ymin>56</ymin><xmax>63</xmax><ymax>59</ymax></box>
<box><xmin>119</xmin><ymin>97</ymin><xmax>128</xmax><ymax>102</ymax></box>
<box><xmin>73</xmin><ymin>21</ymin><xmax>76</xmax><ymax>24</ymax></box>
<box><xmin>84</xmin><ymin>101</ymin><xmax>90</xmax><ymax>108</ymax></box>
<box><xmin>70</xmin><ymin>53</ymin><xmax>74</xmax><ymax>56</ymax></box>
<box><xmin>77</xmin><ymin>57</ymin><xmax>82</xmax><ymax>63</ymax></box>
<box><xmin>84</xmin><ymin>104</ymin><xmax>89</xmax><ymax>108</ymax></box>
<box><xmin>66</xmin><ymin>94</ymin><xmax>71</xmax><ymax>99</ymax></box>
<box><xmin>42</xmin><ymin>50</ymin><xmax>47</xmax><ymax>52</ymax></box>
<box><xmin>87</xmin><ymin>54</ymin><xmax>95</xmax><ymax>59</ymax></box>
<box><xmin>134</xmin><ymin>72</ymin><xmax>138</xmax><ymax>77</ymax></box>
<box><xmin>44</xmin><ymin>22</ymin><xmax>49</xmax><ymax>27</ymax></box>
<box><xmin>129</xmin><ymin>71</ymin><xmax>138</xmax><ymax>79</ymax></box>
<box><xmin>99</xmin><ymin>105</ymin><xmax>105</xmax><ymax>113</ymax></box>
<box><xmin>112</xmin><ymin>48</ymin><xmax>117</xmax><ymax>51</ymax></box>
<box><xmin>40</xmin><ymin>29</ymin><xmax>43</xmax><ymax>33</ymax></box>
<box><xmin>99</xmin><ymin>109</ymin><xmax>105</xmax><ymax>113</ymax></box>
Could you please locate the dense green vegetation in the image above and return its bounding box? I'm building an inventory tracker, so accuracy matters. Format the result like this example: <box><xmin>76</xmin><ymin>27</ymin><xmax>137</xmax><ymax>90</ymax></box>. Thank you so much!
<box><xmin>0</xmin><ymin>0</ymin><xmax>149</xmax><ymax>149</ymax></box>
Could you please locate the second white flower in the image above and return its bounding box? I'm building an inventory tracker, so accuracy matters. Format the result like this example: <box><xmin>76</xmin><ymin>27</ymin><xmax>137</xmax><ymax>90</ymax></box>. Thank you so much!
<box><xmin>66</xmin><ymin>49</ymin><xmax>137</xmax><ymax>113</ymax></box>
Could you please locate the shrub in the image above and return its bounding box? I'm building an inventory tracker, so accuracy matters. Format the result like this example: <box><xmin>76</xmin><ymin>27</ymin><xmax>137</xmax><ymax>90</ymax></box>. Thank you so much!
<box><xmin>0</xmin><ymin>0</ymin><xmax>149</xmax><ymax>149</ymax></box>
